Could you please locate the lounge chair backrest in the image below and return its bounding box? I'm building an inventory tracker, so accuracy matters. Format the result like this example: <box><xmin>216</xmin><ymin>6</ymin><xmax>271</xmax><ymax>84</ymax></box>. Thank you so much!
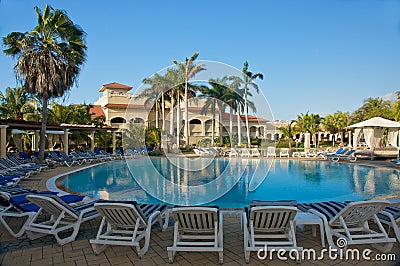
<box><xmin>249</xmin><ymin>206</ymin><xmax>297</xmax><ymax>233</ymax></box>
<box><xmin>335</xmin><ymin>147</ymin><xmax>344</xmax><ymax>154</ymax></box>
<box><xmin>330</xmin><ymin>201</ymin><xmax>389</xmax><ymax>227</ymax></box>
<box><xmin>26</xmin><ymin>194</ymin><xmax>80</xmax><ymax>219</ymax></box>
<box><xmin>171</xmin><ymin>207</ymin><xmax>219</xmax><ymax>233</ymax></box>
<box><xmin>94</xmin><ymin>202</ymin><xmax>147</xmax><ymax>228</ymax></box>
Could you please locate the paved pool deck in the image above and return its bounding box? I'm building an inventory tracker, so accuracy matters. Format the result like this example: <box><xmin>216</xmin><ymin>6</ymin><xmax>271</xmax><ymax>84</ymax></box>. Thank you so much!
<box><xmin>0</xmin><ymin>157</ymin><xmax>399</xmax><ymax>265</ymax></box>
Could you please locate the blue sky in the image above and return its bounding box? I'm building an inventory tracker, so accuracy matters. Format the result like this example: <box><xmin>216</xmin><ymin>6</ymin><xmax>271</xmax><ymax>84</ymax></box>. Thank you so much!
<box><xmin>1</xmin><ymin>0</ymin><xmax>400</xmax><ymax>120</ymax></box>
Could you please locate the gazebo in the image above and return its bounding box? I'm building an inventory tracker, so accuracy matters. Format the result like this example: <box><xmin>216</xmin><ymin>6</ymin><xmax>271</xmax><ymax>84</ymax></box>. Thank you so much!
<box><xmin>0</xmin><ymin>119</ymin><xmax>119</xmax><ymax>158</ymax></box>
<box><xmin>347</xmin><ymin>117</ymin><xmax>400</xmax><ymax>159</ymax></box>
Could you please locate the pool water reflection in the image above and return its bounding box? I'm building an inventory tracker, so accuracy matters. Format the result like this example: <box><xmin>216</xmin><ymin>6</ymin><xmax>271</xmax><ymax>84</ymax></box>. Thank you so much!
<box><xmin>60</xmin><ymin>158</ymin><xmax>400</xmax><ymax>208</ymax></box>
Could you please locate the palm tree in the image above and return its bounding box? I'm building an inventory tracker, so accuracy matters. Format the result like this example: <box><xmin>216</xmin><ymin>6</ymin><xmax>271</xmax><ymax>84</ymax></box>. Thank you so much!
<box><xmin>278</xmin><ymin>120</ymin><xmax>297</xmax><ymax>148</ymax></box>
<box><xmin>230</xmin><ymin>61</ymin><xmax>263</xmax><ymax>147</ymax></box>
<box><xmin>173</xmin><ymin>52</ymin><xmax>205</xmax><ymax>148</ymax></box>
<box><xmin>297</xmin><ymin>112</ymin><xmax>321</xmax><ymax>147</ymax></box>
<box><xmin>221</xmin><ymin>85</ymin><xmax>244</xmax><ymax>147</ymax></box>
<box><xmin>322</xmin><ymin>111</ymin><xmax>349</xmax><ymax>146</ymax></box>
<box><xmin>350</xmin><ymin>97</ymin><xmax>391</xmax><ymax>123</ymax></box>
<box><xmin>200</xmin><ymin>77</ymin><xmax>230</xmax><ymax>146</ymax></box>
<box><xmin>0</xmin><ymin>87</ymin><xmax>36</xmax><ymax>120</ymax></box>
<box><xmin>3</xmin><ymin>5</ymin><xmax>87</xmax><ymax>163</ymax></box>
<box><xmin>136</xmin><ymin>84</ymin><xmax>162</xmax><ymax>129</ymax></box>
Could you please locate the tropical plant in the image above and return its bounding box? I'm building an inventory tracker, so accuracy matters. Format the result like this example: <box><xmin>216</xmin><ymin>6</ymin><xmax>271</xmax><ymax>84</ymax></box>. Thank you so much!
<box><xmin>391</xmin><ymin>92</ymin><xmax>400</xmax><ymax>121</ymax></box>
<box><xmin>297</xmin><ymin>112</ymin><xmax>321</xmax><ymax>147</ymax></box>
<box><xmin>3</xmin><ymin>5</ymin><xmax>87</xmax><ymax>162</ymax></box>
<box><xmin>122</xmin><ymin>121</ymin><xmax>146</xmax><ymax>149</ymax></box>
<box><xmin>145</xmin><ymin>126</ymin><xmax>161</xmax><ymax>150</ymax></box>
<box><xmin>0</xmin><ymin>87</ymin><xmax>36</xmax><ymax>120</ymax></box>
<box><xmin>200</xmin><ymin>77</ymin><xmax>230</xmax><ymax>146</ymax></box>
<box><xmin>172</xmin><ymin>52</ymin><xmax>205</xmax><ymax>148</ymax></box>
<box><xmin>322</xmin><ymin>111</ymin><xmax>349</xmax><ymax>146</ymax></box>
<box><xmin>350</xmin><ymin>97</ymin><xmax>391</xmax><ymax>123</ymax></box>
<box><xmin>229</xmin><ymin>61</ymin><xmax>263</xmax><ymax>147</ymax></box>
<box><xmin>278</xmin><ymin>120</ymin><xmax>297</xmax><ymax>148</ymax></box>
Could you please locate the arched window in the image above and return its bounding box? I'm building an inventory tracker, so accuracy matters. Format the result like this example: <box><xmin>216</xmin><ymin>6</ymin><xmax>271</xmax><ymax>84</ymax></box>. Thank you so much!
<box><xmin>131</xmin><ymin>117</ymin><xmax>145</xmax><ymax>124</ymax></box>
<box><xmin>190</xmin><ymin>119</ymin><xmax>201</xmax><ymax>124</ymax></box>
<box><xmin>110</xmin><ymin>117</ymin><xmax>126</xmax><ymax>124</ymax></box>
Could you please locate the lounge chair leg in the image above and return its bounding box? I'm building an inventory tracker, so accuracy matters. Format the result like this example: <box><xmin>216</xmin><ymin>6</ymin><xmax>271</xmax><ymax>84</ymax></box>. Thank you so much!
<box><xmin>219</xmin><ymin>252</ymin><xmax>223</xmax><ymax>264</ymax></box>
<box><xmin>168</xmin><ymin>250</ymin><xmax>174</xmax><ymax>263</ymax></box>
<box><xmin>245</xmin><ymin>250</ymin><xmax>250</xmax><ymax>263</ymax></box>
<box><xmin>372</xmin><ymin>243</ymin><xmax>394</xmax><ymax>253</ymax></box>
<box><xmin>91</xmin><ymin>243</ymin><xmax>108</xmax><ymax>255</ymax></box>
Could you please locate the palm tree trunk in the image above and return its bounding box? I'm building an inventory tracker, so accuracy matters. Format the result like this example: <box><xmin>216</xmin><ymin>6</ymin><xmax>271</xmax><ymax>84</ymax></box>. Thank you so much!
<box><xmin>237</xmin><ymin>105</ymin><xmax>241</xmax><ymax>147</ymax></box>
<box><xmin>184</xmin><ymin>78</ymin><xmax>189</xmax><ymax>148</ymax></box>
<box><xmin>229</xmin><ymin>106</ymin><xmax>233</xmax><ymax>147</ymax></box>
<box><xmin>38</xmin><ymin>93</ymin><xmax>49</xmax><ymax>163</ymax></box>
<box><xmin>155</xmin><ymin>101</ymin><xmax>159</xmax><ymax>128</ymax></box>
<box><xmin>211</xmin><ymin>102</ymin><xmax>215</xmax><ymax>146</ymax></box>
<box><xmin>244</xmin><ymin>88</ymin><xmax>251</xmax><ymax>148</ymax></box>
<box><xmin>176</xmin><ymin>92</ymin><xmax>180</xmax><ymax>147</ymax></box>
<box><xmin>218</xmin><ymin>105</ymin><xmax>222</xmax><ymax>145</ymax></box>
<box><xmin>169</xmin><ymin>96</ymin><xmax>175</xmax><ymax>136</ymax></box>
<box><xmin>161</xmin><ymin>94</ymin><xmax>165</xmax><ymax>132</ymax></box>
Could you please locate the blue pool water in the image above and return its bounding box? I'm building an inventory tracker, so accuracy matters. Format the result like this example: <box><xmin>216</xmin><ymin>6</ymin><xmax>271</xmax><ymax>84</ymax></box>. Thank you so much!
<box><xmin>59</xmin><ymin>158</ymin><xmax>400</xmax><ymax>208</ymax></box>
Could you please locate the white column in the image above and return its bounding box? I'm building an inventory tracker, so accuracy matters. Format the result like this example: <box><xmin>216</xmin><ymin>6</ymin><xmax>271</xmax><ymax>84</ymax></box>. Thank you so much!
<box><xmin>348</xmin><ymin>131</ymin><xmax>352</xmax><ymax>147</ymax></box>
<box><xmin>90</xmin><ymin>131</ymin><xmax>95</xmax><ymax>151</ymax></box>
<box><xmin>63</xmin><ymin>129</ymin><xmax>69</xmax><ymax>155</ymax></box>
<box><xmin>34</xmin><ymin>130</ymin><xmax>40</xmax><ymax>151</ymax></box>
<box><xmin>112</xmin><ymin>131</ymin><xmax>116</xmax><ymax>154</ymax></box>
<box><xmin>304</xmin><ymin>132</ymin><xmax>311</xmax><ymax>149</ymax></box>
<box><xmin>0</xmin><ymin>125</ymin><xmax>8</xmax><ymax>158</ymax></box>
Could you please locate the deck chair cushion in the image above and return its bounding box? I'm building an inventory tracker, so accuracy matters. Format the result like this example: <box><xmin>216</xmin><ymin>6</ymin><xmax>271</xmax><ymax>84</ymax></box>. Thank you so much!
<box><xmin>97</xmin><ymin>200</ymin><xmax>166</xmax><ymax>222</ymax></box>
<box><xmin>250</xmin><ymin>200</ymin><xmax>298</xmax><ymax>207</ymax></box>
<box><xmin>297</xmin><ymin>201</ymin><xmax>346</xmax><ymax>221</ymax></box>
<box><xmin>378</xmin><ymin>206</ymin><xmax>400</xmax><ymax>221</ymax></box>
<box><xmin>245</xmin><ymin>200</ymin><xmax>298</xmax><ymax>219</ymax></box>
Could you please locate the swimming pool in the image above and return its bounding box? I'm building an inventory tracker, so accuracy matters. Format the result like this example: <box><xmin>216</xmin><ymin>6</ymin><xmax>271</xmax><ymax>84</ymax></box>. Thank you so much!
<box><xmin>58</xmin><ymin>157</ymin><xmax>400</xmax><ymax>208</ymax></box>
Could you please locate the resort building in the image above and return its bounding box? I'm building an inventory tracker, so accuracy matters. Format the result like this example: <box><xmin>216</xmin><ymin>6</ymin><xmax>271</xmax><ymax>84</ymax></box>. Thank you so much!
<box><xmin>91</xmin><ymin>82</ymin><xmax>285</xmax><ymax>146</ymax></box>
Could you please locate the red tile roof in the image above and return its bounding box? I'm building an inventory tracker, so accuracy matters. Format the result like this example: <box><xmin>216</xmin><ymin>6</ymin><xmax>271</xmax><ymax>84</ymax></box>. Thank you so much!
<box><xmin>89</xmin><ymin>105</ymin><xmax>105</xmax><ymax>119</ymax></box>
<box><xmin>104</xmin><ymin>103</ymin><xmax>151</xmax><ymax>109</ymax></box>
<box><xmin>99</xmin><ymin>82</ymin><xmax>133</xmax><ymax>92</ymax></box>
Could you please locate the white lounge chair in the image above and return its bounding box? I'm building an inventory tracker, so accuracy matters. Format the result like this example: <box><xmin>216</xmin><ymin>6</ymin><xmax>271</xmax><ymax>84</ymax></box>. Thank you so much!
<box><xmin>279</xmin><ymin>148</ymin><xmax>290</xmax><ymax>158</ymax></box>
<box><xmin>243</xmin><ymin>205</ymin><xmax>302</xmax><ymax>263</ymax></box>
<box><xmin>328</xmin><ymin>149</ymin><xmax>357</xmax><ymax>162</ymax></box>
<box><xmin>251</xmin><ymin>148</ymin><xmax>261</xmax><ymax>158</ymax></box>
<box><xmin>306</xmin><ymin>201</ymin><xmax>395</xmax><ymax>252</ymax></box>
<box><xmin>90</xmin><ymin>201</ymin><xmax>169</xmax><ymax>257</ymax></box>
<box><xmin>24</xmin><ymin>194</ymin><xmax>100</xmax><ymax>245</ymax></box>
<box><xmin>378</xmin><ymin>200</ymin><xmax>400</xmax><ymax>243</ymax></box>
<box><xmin>228</xmin><ymin>148</ymin><xmax>239</xmax><ymax>157</ymax></box>
<box><xmin>167</xmin><ymin>207</ymin><xmax>223</xmax><ymax>264</ymax></box>
<box><xmin>0</xmin><ymin>192</ymin><xmax>88</xmax><ymax>238</ymax></box>
<box><xmin>305</xmin><ymin>148</ymin><xmax>317</xmax><ymax>158</ymax></box>
<box><xmin>266</xmin><ymin>146</ymin><xmax>276</xmax><ymax>158</ymax></box>
<box><xmin>241</xmin><ymin>148</ymin><xmax>251</xmax><ymax>158</ymax></box>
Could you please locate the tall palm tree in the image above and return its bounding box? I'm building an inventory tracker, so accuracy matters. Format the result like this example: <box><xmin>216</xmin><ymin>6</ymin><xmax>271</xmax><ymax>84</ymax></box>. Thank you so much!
<box><xmin>297</xmin><ymin>112</ymin><xmax>321</xmax><ymax>147</ymax></box>
<box><xmin>322</xmin><ymin>111</ymin><xmax>348</xmax><ymax>146</ymax></box>
<box><xmin>0</xmin><ymin>87</ymin><xmax>35</xmax><ymax>120</ymax></box>
<box><xmin>350</xmin><ymin>97</ymin><xmax>391</xmax><ymax>123</ymax></box>
<box><xmin>278</xmin><ymin>120</ymin><xmax>297</xmax><ymax>148</ymax></box>
<box><xmin>230</xmin><ymin>61</ymin><xmax>263</xmax><ymax>147</ymax></box>
<box><xmin>136</xmin><ymin>83</ymin><xmax>162</xmax><ymax>129</ymax></box>
<box><xmin>3</xmin><ymin>5</ymin><xmax>87</xmax><ymax>163</ymax></box>
<box><xmin>173</xmin><ymin>52</ymin><xmax>205</xmax><ymax>148</ymax></box>
<box><xmin>221</xmin><ymin>85</ymin><xmax>242</xmax><ymax>146</ymax></box>
<box><xmin>200</xmin><ymin>77</ymin><xmax>230</xmax><ymax>146</ymax></box>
